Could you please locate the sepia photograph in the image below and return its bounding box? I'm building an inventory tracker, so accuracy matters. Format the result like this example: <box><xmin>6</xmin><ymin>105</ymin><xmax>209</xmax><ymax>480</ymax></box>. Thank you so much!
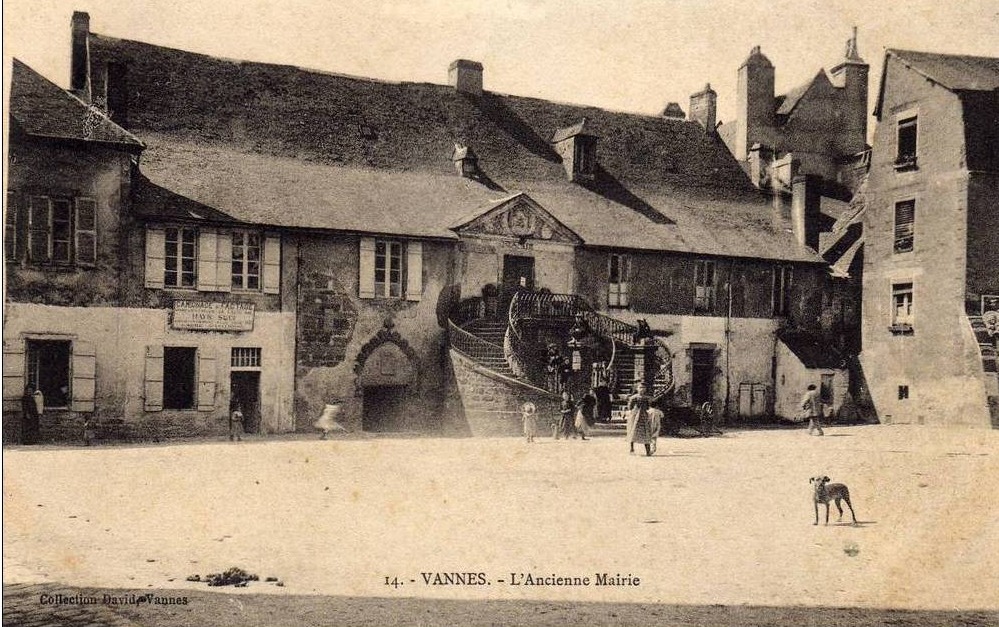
<box><xmin>2</xmin><ymin>1</ymin><xmax>998</xmax><ymax>625</ymax></box>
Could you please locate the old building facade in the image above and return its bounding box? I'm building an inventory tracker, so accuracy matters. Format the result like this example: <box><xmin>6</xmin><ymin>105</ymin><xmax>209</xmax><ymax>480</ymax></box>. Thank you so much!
<box><xmin>860</xmin><ymin>49</ymin><xmax>999</xmax><ymax>427</ymax></box>
<box><xmin>4</xmin><ymin>13</ymin><xmax>863</xmax><ymax>441</ymax></box>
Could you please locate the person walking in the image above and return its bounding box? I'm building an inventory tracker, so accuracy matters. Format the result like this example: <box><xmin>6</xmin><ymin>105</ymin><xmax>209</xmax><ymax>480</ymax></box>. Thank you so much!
<box><xmin>801</xmin><ymin>384</ymin><xmax>824</xmax><ymax>436</ymax></box>
<box><xmin>627</xmin><ymin>383</ymin><xmax>655</xmax><ymax>455</ymax></box>
<box><xmin>229</xmin><ymin>404</ymin><xmax>245</xmax><ymax>442</ymax></box>
<box><xmin>554</xmin><ymin>390</ymin><xmax>575</xmax><ymax>440</ymax></box>
<box><xmin>20</xmin><ymin>385</ymin><xmax>42</xmax><ymax>444</ymax></box>
<box><xmin>522</xmin><ymin>401</ymin><xmax>539</xmax><ymax>443</ymax></box>
<box><xmin>575</xmin><ymin>389</ymin><xmax>596</xmax><ymax>440</ymax></box>
<box><xmin>591</xmin><ymin>361</ymin><xmax>612</xmax><ymax>422</ymax></box>
<box><xmin>314</xmin><ymin>401</ymin><xmax>346</xmax><ymax>439</ymax></box>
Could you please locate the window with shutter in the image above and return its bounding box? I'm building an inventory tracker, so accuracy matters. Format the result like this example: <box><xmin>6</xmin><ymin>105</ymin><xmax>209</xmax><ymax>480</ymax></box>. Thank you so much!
<box><xmin>144</xmin><ymin>227</ymin><xmax>166</xmax><ymax>289</ymax></box>
<box><xmin>70</xmin><ymin>341</ymin><xmax>96</xmax><ymax>412</ymax></box>
<box><xmin>28</xmin><ymin>196</ymin><xmax>51</xmax><ymax>263</ymax></box>
<box><xmin>262</xmin><ymin>234</ymin><xmax>281</xmax><ymax>294</ymax></box>
<box><xmin>359</xmin><ymin>238</ymin><xmax>376</xmax><ymax>298</ymax></box>
<box><xmin>197</xmin><ymin>348</ymin><xmax>216</xmax><ymax>411</ymax></box>
<box><xmin>165</xmin><ymin>227</ymin><xmax>197</xmax><ymax>288</ymax></box>
<box><xmin>232</xmin><ymin>230</ymin><xmax>262</xmax><ymax>291</ymax></box>
<box><xmin>196</xmin><ymin>228</ymin><xmax>218</xmax><ymax>291</ymax></box>
<box><xmin>404</xmin><ymin>241</ymin><xmax>422</xmax><ymax>301</ymax></box>
<box><xmin>893</xmin><ymin>199</ymin><xmax>915</xmax><ymax>254</ymax></box>
<box><xmin>895</xmin><ymin>112</ymin><xmax>918</xmax><ymax>170</ymax></box>
<box><xmin>892</xmin><ymin>282</ymin><xmax>914</xmax><ymax>327</ymax></box>
<box><xmin>694</xmin><ymin>260</ymin><xmax>716</xmax><ymax>313</ymax></box>
<box><xmin>2</xmin><ymin>339</ymin><xmax>26</xmax><ymax>404</ymax></box>
<box><xmin>74</xmin><ymin>198</ymin><xmax>97</xmax><ymax>265</ymax></box>
<box><xmin>143</xmin><ymin>345</ymin><xmax>164</xmax><ymax>411</ymax></box>
<box><xmin>608</xmin><ymin>254</ymin><xmax>630</xmax><ymax>308</ymax></box>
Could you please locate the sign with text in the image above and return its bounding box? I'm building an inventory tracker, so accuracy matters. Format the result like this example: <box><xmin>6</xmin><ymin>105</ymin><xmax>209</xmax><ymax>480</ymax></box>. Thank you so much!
<box><xmin>172</xmin><ymin>301</ymin><xmax>255</xmax><ymax>331</ymax></box>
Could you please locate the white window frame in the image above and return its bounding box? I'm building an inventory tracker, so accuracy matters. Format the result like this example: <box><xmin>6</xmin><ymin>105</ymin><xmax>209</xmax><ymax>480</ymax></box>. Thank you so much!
<box><xmin>891</xmin><ymin>282</ymin><xmax>914</xmax><ymax>327</ymax></box>
<box><xmin>374</xmin><ymin>239</ymin><xmax>404</xmax><ymax>299</ymax></box>
<box><xmin>608</xmin><ymin>253</ymin><xmax>630</xmax><ymax>308</ymax></box>
<box><xmin>164</xmin><ymin>226</ymin><xmax>198</xmax><ymax>288</ymax></box>
<box><xmin>231</xmin><ymin>230</ymin><xmax>262</xmax><ymax>291</ymax></box>
<box><xmin>694</xmin><ymin>260</ymin><xmax>716</xmax><ymax>313</ymax></box>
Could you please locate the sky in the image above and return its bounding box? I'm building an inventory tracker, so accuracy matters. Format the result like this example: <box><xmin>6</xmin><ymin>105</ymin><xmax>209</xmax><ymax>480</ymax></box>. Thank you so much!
<box><xmin>3</xmin><ymin>0</ymin><xmax>999</xmax><ymax>126</ymax></box>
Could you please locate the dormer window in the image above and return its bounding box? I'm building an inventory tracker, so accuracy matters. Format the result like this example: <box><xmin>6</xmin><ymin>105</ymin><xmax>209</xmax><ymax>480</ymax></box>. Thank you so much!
<box><xmin>552</xmin><ymin>119</ymin><xmax>598</xmax><ymax>182</ymax></box>
<box><xmin>451</xmin><ymin>143</ymin><xmax>479</xmax><ymax>178</ymax></box>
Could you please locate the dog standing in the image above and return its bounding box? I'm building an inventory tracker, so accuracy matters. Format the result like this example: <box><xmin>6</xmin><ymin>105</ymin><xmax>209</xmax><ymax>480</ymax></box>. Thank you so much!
<box><xmin>810</xmin><ymin>476</ymin><xmax>858</xmax><ymax>525</ymax></box>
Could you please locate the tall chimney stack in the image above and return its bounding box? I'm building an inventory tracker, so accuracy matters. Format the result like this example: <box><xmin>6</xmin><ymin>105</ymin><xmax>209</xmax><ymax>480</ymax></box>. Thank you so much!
<box><xmin>449</xmin><ymin>59</ymin><xmax>483</xmax><ymax>96</ymax></box>
<box><xmin>792</xmin><ymin>174</ymin><xmax>822</xmax><ymax>251</ymax></box>
<box><xmin>688</xmin><ymin>84</ymin><xmax>717</xmax><ymax>133</ymax></box>
<box><xmin>71</xmin><ymin>11</ymin><xmax>92</xmax><ymax>103</ymax></box>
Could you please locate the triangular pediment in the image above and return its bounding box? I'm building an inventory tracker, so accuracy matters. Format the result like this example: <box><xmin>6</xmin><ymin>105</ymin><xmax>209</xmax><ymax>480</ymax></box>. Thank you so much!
<box><xmin>450</xmin><ymin>193</ymin><xmax>583</xmax><ymax>244</ymax></box>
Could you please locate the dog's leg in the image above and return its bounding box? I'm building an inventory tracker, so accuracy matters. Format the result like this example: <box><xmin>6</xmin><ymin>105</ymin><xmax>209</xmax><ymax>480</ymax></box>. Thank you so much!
<box><xmin>814</xmin><ymin>501</ymin><xmax>819</xmax><ymax>525</ymax></box>
<box><xmin>844</xmin><ymin>495</ymin><xmax>857</xmax><ymax>524</ymax></box>
<box><xmin>825</xmin><ymin>502</ymin><xmax>831</xmax><ymax>525</ymax></box>
<box><xmin>834</xmin><ymin>497</ymin><xmax>844</xmax><ymax>522</ymax></box>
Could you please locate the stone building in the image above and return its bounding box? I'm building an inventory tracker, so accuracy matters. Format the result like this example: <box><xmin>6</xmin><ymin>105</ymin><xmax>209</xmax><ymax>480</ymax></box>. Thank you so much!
<box><xmin>3</xmin><ymin>13</ymin><xmax>859</xmax><ymax>441</ymax></box>
<box><xmin>860</xmin><ymin>49</ymin><xmax>999</xmax><ymax>427</ymax></box>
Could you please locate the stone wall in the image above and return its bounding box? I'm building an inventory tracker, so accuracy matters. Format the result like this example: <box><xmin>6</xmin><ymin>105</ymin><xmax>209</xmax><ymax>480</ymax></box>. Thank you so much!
<box><xmin>450</xmin><ymin>350</ymin><xmax>558</xmax><ymax>437</ymax></box>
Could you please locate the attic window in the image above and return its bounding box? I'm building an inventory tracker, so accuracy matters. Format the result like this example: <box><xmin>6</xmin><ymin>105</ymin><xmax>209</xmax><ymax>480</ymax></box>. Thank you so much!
<box><xmin>552</xmin><ymin>119</ymin><xmax>598</xmax><ymax>182</ymax></box>
<box><xmin>451</xmin><ymin>143</ymin><xmax>478</xmax><ymax>178</ymax></box>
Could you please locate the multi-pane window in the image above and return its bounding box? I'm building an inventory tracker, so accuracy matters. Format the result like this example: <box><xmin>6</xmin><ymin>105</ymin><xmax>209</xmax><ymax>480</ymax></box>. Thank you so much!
<box><xmin>772</xmin><ymin>265</ymin><xmax>793</xmax><ymax>316</ymax></box>
<box><xmin>23</xmin><ymin>196</ymin><xmax>96</xmax><ymax>266</ymax></box>
<box><xmin>231</xmin><ymin>231</ymin><xmax>261</xmax><ymax>290</ymax></box>
<box><xmin>893</xmin><ymin>199</ymin><xmax>915</xmax><ymax>253</ymax></box>
<box><xmin>694</xmin><ymin>260</ymin><xmax>716</xmax><ymax>313</ymax></box>
<box><xmin>608</xmin><ymin>253</ymin><xmax>630</xmax><ymax>308</ymax></box>
<box><xmin>892</xmin><ymin>282</ymin><xmax>914</xmax><ymax>326</ymax></box>
<box><xmin>574</xmin><ymin>138</ymin><xmax>596</xmax><ymax>178</ymax></box>
<box><xmin>231</xmin><ymin>347</ymin><xmax>262</xmax><ymax>369</ymax></box>
<box><xmin>896</xmin><ymin>115</ymin><xmax>918</xmax><ymax>168</ymax></box>
<box><xmin>374</xmin><ymin>240</ymin><xmax>403</xmax><ymax>298</ymax></box>
<box><xmin>164</xmin><ymin>227</ymin><xmax>197</xmax><ymax>288</ymax></box>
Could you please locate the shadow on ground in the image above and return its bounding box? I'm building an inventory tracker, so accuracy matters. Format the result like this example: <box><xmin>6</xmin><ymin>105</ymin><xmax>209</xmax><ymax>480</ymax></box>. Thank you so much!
<box><xmin>4</xmin><ymin>584</ymin><xmax>997</xmax><ymax>627</ymax></box>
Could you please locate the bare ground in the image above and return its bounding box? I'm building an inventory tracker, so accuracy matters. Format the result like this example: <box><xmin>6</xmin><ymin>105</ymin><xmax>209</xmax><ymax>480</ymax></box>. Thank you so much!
<box><xmin>3</xmin><ymin>424</ymin><xmax>998</xmax><ymax>625</ymax></box>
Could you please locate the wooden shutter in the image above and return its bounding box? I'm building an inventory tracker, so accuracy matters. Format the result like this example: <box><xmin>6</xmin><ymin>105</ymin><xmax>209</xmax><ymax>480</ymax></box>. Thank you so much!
<box><xmin>27</xmin><ymin>195</ymin><xmax>50</xmax><ymax>263</ymax></box>
<box><xmin>197</xmin><ymin>228</ymin><xmax>218</xmax><ymax>291</ymax></box>
<box><xmin>262</xmin><ymin>233</ymin><xmax>281</xmax><ymax>294</ymax></box>
<box><xmin>5</xmin><ymin>192</ymin><xmax>17</xmax><ymax>263</ymax></box>
<box><xmin>2</xmin><ymin>338</ymin><xmax>26</xmax><ymax>403</ymax></box>
<box><xmin>197</xmin><ymin>347</ymin><xmax>216</xmax><ymax>411</ymax></box>
<box><xmin>143</xmin><ymin>345</ymin><xmax>164</xmax><ymax>411</ymax></box>
<box><xmin>359</xmin><ymin>237</ymin><xmax>376</xmax><ymax>299</ymax></box>
<box><xmin>74</xmin><ymin>198</ymin><xmax>98</xmax><ymax>266</ymax></box>
<box><xmin>405</xmin><ymin>241</ymin><xmax>423</xmax><ymax>301</ymax></box>
<box><xmin>144</xmin><ymin>226</ymin><xmax>166</xmax><ymax>289</ymax></box>
<box><xmin>619</xmin><ymin>256</ymin><xmax>630</xmax><ymax>307</ymax></box>
<box><xmin>894</xmin><ymin>200</ymin><xmax>915</xmax><ymax>253</ymax></box>
<box><xmin>70</xmin><ymin>340</ymin><xmax>96</xmax><ymax>412</ymax></box>
<box><xmin>216</xmin><ymin>230</ymin><xmax>233</xmax><ymax>293</ymax></box>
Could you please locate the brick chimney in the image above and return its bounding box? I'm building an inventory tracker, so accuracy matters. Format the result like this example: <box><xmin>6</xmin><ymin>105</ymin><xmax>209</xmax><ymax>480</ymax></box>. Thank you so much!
<box><xmin>792</xmin><ymin>174</ymin><xmax>822</xmax><ymax>251</ymax></box>
<box><xmin>688</xmin><ymin>84</ymin><xmax>716</xmax><ymax>132</ymax></box>
<box><xmin>449</xmin><ymin>59</ymin><xmax>483</xmax><ymax>96</ymax></box>
<box><xmin>736</xmin><ymin>46</ymin><xmax>775</xmax><ymax>160</ymax></box>
<box><xmin>70</xmin><ymin>11</ymin><xmax>91</xmax><ymax>103</ymax></box>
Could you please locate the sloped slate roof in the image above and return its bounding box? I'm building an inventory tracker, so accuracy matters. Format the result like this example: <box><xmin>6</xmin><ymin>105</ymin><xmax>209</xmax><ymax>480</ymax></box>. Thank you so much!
<box><xmin>889</xmin><ymin>49</ymin><xmax>999</xmax><ymax>92</ymax></box>
<box><xmin>137</xmin><ymin>135</ymin><xmax>822</xmax><ymax>262</ymax></box>
<box><xmin>87</xmin><ymin>34</ymin><xmax>750</xmax><ymax>190</ymax></box>
<box><xmin>7</xmin><ymin>58</ymin><xmax>142</xmax><ymax>148</ymax></box>
<box><xmin>91</xmin><ymin>33</ymin><xmax>822</xmax><ymax>263</ymax></box>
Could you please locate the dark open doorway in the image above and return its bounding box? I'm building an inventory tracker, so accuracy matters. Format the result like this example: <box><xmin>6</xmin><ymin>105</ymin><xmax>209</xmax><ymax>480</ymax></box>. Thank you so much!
<box><xmin>691</xmin><ymin>347</ymin><xmax>715</xmax><ymax>406</ymax></box>
<box><xmin>362</xmin><ymin>385</ymin><xmax>409</xmax><ymax>432</ymax></box>
<box><xmin>501</xmin><ymin>254</ymin><xmax>535</xmax><ymax>315</ymax></box>
<box><xmin>230</xmin><ymin>371</ymin><xmax>261</xmax><ymax>433</ymax></box>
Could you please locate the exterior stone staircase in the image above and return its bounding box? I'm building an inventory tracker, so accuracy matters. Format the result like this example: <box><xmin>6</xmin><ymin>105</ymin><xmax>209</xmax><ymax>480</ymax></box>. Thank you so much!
<box><xmin>968</xmin><ymin>315</ymin><xmax>999</xmax><ymax>427</ymax></box>
<box><xmin>447</xmin><ymin>292</ymin><xmax>675</xmax><ymax>435</ymax></box>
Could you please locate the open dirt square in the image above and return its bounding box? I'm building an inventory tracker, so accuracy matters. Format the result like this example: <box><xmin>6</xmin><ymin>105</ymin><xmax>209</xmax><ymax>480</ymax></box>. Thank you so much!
<box><xmin>4</xmin><ymin>425</ymin><xmax>999</xmax><ymax>617</ymax></box>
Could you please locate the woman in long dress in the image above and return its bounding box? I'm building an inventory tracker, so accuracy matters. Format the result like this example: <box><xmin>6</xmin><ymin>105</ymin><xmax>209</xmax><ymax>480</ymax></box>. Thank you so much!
<box><xmin>627</xmin><ymin>383</ymin><xmax>655</xmax><ymax>456</ymax></box>
<box><xmin>314</xmin><ymin>402</ymin><xmax>346</xmax><ymax>439</ymax></box>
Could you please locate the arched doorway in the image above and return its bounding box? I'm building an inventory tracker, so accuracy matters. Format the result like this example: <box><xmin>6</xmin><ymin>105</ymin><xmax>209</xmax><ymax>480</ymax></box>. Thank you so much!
<box><xmin>354</xmin><ymin>323</ymin><xmax>418</xmax><ymax>432</ymax></box>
